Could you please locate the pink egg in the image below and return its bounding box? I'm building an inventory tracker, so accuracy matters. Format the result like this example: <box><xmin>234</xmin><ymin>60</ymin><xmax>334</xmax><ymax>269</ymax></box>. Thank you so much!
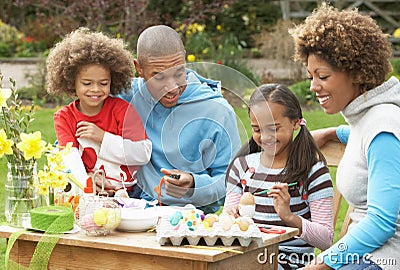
<box><xmin>80</xmin><ymin>213</ymin><xmax>101</xmax><ymax>230</ymax></box>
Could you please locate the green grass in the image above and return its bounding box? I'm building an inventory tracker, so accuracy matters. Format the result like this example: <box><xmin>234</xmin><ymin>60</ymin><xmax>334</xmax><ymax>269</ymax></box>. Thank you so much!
<box><xmin>0</xmin><ymin>107</ymin><xmax>347</xmax><ymax>267</ymax></box>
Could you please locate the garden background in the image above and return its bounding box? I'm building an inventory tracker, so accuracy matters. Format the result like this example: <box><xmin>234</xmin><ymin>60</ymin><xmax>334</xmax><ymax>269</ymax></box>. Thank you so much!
<box><xmin>1</xmin><ymin>0</ymin><xmax>400</xmax><ymax>268</ymax></box>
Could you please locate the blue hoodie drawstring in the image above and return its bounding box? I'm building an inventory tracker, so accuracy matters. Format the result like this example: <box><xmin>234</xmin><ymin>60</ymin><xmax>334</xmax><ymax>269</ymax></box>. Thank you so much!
<box><xmin>170</xmin><ymin>108</ymin><xmax>174</xmax><ymax>129</ymax></box>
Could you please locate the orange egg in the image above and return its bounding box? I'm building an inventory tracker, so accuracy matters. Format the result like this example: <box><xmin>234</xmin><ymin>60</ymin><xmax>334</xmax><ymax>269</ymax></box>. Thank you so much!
<box><xmin>239</xmin><ymin>192</ymin><xmax>255</xmax><ymax>205</ymax></box>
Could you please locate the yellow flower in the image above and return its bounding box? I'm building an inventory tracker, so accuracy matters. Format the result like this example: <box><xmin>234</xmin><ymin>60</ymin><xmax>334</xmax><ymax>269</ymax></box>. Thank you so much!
<box><xmin>38</xmin><ymin>170</ymin><xmax>49</xmax><ymax>182</ymax></box>
<box><xmin>64</xmin><ymin>142</ymin><xmax>73</xmax><ymax>153</ymax></box>
<box><xmin>196</xmin><ymin>24</ymin><xmax>205</xmax><ymax>33</ymax></box>
<box><xmin>53</xmin><ymin>172</ymin><xmax>68</xmax><ymax>188</ymax></box>
<box><xmin>394</xmin><ymin>28</ymin><xmax>400</xmax><ymax>38</ymax></box>
<box><xmin>202</xmin><ymin>48</ymin><xmax>209</xmax><ymax>54</ymax></box>
<box><xmin>0</xmin><ymin>88</ymin><xmax>12</xmax><ymax>107</ymax></box>
<box><xmin>39</xmin><ymin>185</ymin><xmax>49</xmax><ymax>196</ymax></box>
<box><xmin>47</xmin><ymin>171</ymin><xmax>57</xmax><ymax>181</ymax></box>
<box><xmin>0</xmin><ymin>129</ymin><xmax>14</xmax><ymax>157</ymax></box>
<box><xmin>187</xmin><ymin>54</ymin><xmax>196</xmax><ymax>62</ymax></box>
<box><xmin>116</xmin><ymin>33</ymin><xmax>121</xmax><ymax>39</ymax></box>
<box><xmin>216</xmin><ymin>25</ymin><xmax>222</xmax><ymax>31</ymax></box>
<box><xmin>16</xmin><ymin>131</ymin><xmax>47</xmax><ymax>160</ymax></box>
<box><xmin>47</xmin><ymin>151</ymin><xmax>65</xmax><ymax>170</ymax></box>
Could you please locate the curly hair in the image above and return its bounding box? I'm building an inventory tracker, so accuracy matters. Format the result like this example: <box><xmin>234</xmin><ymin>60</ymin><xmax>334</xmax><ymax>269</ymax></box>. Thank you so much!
<box><xmin>289</xmin><ymin>3</ymin><xmax>392</xmax><ymax>92</ymax></box>
<box><xmin>46</xmin><ymin>27</ymin><xmax>134</xmax><ymax>96</ymax></box>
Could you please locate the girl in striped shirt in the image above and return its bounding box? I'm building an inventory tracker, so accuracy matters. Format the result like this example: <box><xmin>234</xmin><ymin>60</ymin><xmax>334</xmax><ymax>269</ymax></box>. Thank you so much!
<box><xmin>224</xmin><ymin>84</ymin><xmax>334</xmax><ymax>269</ymax></box>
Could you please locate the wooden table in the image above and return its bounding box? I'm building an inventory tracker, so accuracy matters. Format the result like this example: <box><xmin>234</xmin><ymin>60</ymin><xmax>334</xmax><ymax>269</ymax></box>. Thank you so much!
<box><xmin>0</xmin><ymin>225</ymin><xmax>298</xmax><ymax>270</ymax></box>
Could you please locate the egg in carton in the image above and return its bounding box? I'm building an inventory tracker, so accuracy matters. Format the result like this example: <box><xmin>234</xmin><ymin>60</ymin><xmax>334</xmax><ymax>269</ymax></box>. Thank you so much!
<box><xmin>215</xmin><ymin>213</ymin><xmax>262</xmax><ymax>246</ymax></box>
<box><xmin>156</xmin><ymin>210</ymin><xmax>263</xmax><ymax>247</ymax></box>
<box><xmin>239</xmin><ymin>192</ymin><xmax>256</xmax><ymax>218</ymax></box>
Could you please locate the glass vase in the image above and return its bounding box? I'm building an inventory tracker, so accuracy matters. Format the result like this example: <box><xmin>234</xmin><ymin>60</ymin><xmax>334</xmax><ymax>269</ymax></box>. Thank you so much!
<box><xmin>4</xmin><ymin>161</ymin><xmax>41</xmax><ymax>227</ymax></box>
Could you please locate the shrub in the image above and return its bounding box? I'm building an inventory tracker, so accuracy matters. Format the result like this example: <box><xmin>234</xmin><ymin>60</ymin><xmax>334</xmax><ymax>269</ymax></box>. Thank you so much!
<box><xmin>390</xmin><ymin>58</ymin><xmax>400</xmax><ymax>75</ymax></box>
<box><xmin>15</xmin><ymin>37</ymin><xmax>47</xmax><ymax>57</ymax></box>
<box><xmin>0</xmin><ymin>41</ymin><xmax>12</xmax><ymax>57</ymax></box>
<box><xmin>0</xmin><ymin>20</ymin><xmax>47</xmax><ymax>58</ymax></box>
<box><xmin>178</xmin><ymin>24</ymin><xmax>260</xmax><ymax>86</ymax></box>
<box><xmin>253</xmin><ymin>19</ymin><xmax>304</xmax><ymax>82</ymax></box>
<box><xmin>289</xmin><ymin>80</ymin><xmax>317</xmax><ymax>107</ymax></box>
<box><xmin>387</xmin><ymin>58</ymin><xmax>400</xmax><ymax>80</ymax></box>
<box><xmin>0</xmin><ymin>20</ymin><xmax>23</xmax><ymax>57</ymax></box>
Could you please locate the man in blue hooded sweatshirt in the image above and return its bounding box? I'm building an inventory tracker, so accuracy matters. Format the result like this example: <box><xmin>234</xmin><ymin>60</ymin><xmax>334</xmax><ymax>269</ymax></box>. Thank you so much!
<box><xmin>117</xmin><ymin>25</ymin><xmax>241</xmax><ymax>213</ymax></box>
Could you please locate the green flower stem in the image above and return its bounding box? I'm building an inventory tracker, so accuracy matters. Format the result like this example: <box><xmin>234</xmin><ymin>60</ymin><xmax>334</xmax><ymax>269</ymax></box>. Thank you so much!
<box><xmin>6</xmin><ymin>161</ymin><xmax>39</xmax><ymax>227</ymax></box>
<box><xmin>49</xmin><ymin>187</ymin><xmax>54</xmax><ymax>205</ymax></box>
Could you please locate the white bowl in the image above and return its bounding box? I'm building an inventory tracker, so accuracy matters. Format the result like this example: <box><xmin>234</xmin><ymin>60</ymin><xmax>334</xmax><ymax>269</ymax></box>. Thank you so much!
<box><xmin>115</xmin><ymin>198</ymin><xmax>146</xmax><ymax>209</ymax></box>
<box><xmin>117</xmin><ymin>208</ymin><xmax>159</xmax><ymax>232</ymax></box>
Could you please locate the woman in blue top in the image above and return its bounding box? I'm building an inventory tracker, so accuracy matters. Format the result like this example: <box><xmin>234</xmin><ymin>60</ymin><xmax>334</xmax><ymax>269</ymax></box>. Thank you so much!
<box><xmin>290</xmin><ymin>3</ymin><xmax>400</xmax><ymax>270</ymax></box>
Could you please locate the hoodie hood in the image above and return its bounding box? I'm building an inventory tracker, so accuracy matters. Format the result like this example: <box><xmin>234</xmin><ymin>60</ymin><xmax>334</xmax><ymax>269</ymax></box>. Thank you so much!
<box><xmin>342</xmin><ymin>76</ymin><xmax>400</xmax><ymax>125</ymax></box>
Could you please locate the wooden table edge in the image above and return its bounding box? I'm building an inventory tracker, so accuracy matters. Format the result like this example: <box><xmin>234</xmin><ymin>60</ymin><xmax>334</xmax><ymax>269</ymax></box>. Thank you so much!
<box><xmin>0</xmin><ymin>225</ymin><xmax>298</xmax><ymax>263</ymax></box>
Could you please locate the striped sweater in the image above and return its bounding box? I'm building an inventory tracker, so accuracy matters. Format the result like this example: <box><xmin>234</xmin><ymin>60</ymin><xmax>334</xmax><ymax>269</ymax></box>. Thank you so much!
<box><xmin>225</xmin><ymin>152</ymin><xmax>334</xmax><ymax>269</ymax></box>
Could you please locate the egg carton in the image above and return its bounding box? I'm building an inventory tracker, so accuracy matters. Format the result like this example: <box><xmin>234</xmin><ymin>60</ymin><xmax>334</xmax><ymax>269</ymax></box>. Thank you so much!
<box><xmin>156</xmin><ymin>217</ymin><xmax>263</xmax><ymax>247</ymax></box>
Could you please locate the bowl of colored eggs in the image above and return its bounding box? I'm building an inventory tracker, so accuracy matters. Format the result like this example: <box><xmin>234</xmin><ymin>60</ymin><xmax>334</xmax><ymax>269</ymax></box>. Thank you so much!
<box><xmin>116</xmin><ymin>207</ymin><xmax>159</xmax><ymax>232</ymax></box>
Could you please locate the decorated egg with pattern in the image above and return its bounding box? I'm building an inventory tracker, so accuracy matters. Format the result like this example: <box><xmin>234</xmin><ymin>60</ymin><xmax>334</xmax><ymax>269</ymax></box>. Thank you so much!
<box><xmin>183</xmin><ymin>209</ymin><xmax>202</xmax><ymax>231</ymax></box>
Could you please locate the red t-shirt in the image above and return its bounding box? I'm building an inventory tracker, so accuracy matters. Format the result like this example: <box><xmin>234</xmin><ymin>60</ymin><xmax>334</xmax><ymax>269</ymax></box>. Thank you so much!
<box><xmin>54</xmin><ymin>97</ymin><xmax>149</xmax><ymax>186</ymax></box>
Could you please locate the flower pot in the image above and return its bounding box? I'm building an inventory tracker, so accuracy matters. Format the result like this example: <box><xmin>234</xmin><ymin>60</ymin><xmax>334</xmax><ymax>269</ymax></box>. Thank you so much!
<box><xmin>4</xmin><ymin>161</ymin><xmax>41</xmax><ymax>227</ymax></box>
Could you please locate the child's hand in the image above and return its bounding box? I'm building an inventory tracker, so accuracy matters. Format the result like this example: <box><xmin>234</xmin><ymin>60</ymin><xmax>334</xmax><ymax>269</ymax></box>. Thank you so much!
<box><xmin>76</xmin><ymin>121</ymin><xmax>105</xmax><ymax>143</ymax></box>
<box><xmin>225</xmin><ymin>205</ymin><xmax>240</xmax><ymax>218</ymax></box>
<box><xmin>95</xmin><ymin>176</ymin><xmax>117</xmax><ymax>197</ymax></box>
<box><xmin>268</xmin><ymin>183</ymin><xmax>292</xmax><ymax>221</ymax></box>
<box><xmin>160</xmin><ymin>168</ymin><xmax>194</xmax><ymax>198</ymax></box>
<box><xmin>268</xmin><ymin>183</ymin><xmax>303</xmax><ymax>234</ymax></box>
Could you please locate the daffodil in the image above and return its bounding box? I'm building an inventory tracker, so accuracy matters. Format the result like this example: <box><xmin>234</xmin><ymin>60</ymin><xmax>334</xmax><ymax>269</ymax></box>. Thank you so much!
<box><xmin>53</xmin><ymin>172</ymin><xmax>68</xmax><ymax>189</ymax></box>
<box><xmin>2</xmin><ymin>75</ymin><xmax>71</xmax><ymax>224</ymax></box>
<box><xmin>64</xmin><ymin>142</ymin><xmax>73</xmax><ymax>153</ymax></box>
<box><xmin>39</xmin><ymin>185</ymin><xmax>49</xmax><ymax>196</ymax></box>
<box><xmin>0</xmin><ymin>129</ymin><xmax>14</xmax><ymax>158</ymax></box>
<box><xmin>0</xmin><ymin>88</ymin><xmax>11</xmax><ymax>107</ymax></box>
<box><xmin>0</xmin><ymin>129</ymin><xmax>14</xmax><ymax>157</ymax></box>
<box><xmin>16</xmin><ymin>131</ymin><xmax>47</xmax><ymax>160</ymax></box>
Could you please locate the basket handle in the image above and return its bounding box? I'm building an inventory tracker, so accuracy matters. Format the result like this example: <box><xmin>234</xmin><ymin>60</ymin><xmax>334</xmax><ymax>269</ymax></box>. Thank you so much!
<box><xmin>92</xmin><ymin>169</ymin><xmax>108</xmax><ymax>197</ymax></box>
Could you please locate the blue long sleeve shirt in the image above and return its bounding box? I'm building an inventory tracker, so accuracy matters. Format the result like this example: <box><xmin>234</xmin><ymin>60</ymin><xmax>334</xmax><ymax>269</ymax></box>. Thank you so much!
<box><xmin>322</xmin><ymin>130</ymin><xmax>400</xmax><ymax>268</ymax></box>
